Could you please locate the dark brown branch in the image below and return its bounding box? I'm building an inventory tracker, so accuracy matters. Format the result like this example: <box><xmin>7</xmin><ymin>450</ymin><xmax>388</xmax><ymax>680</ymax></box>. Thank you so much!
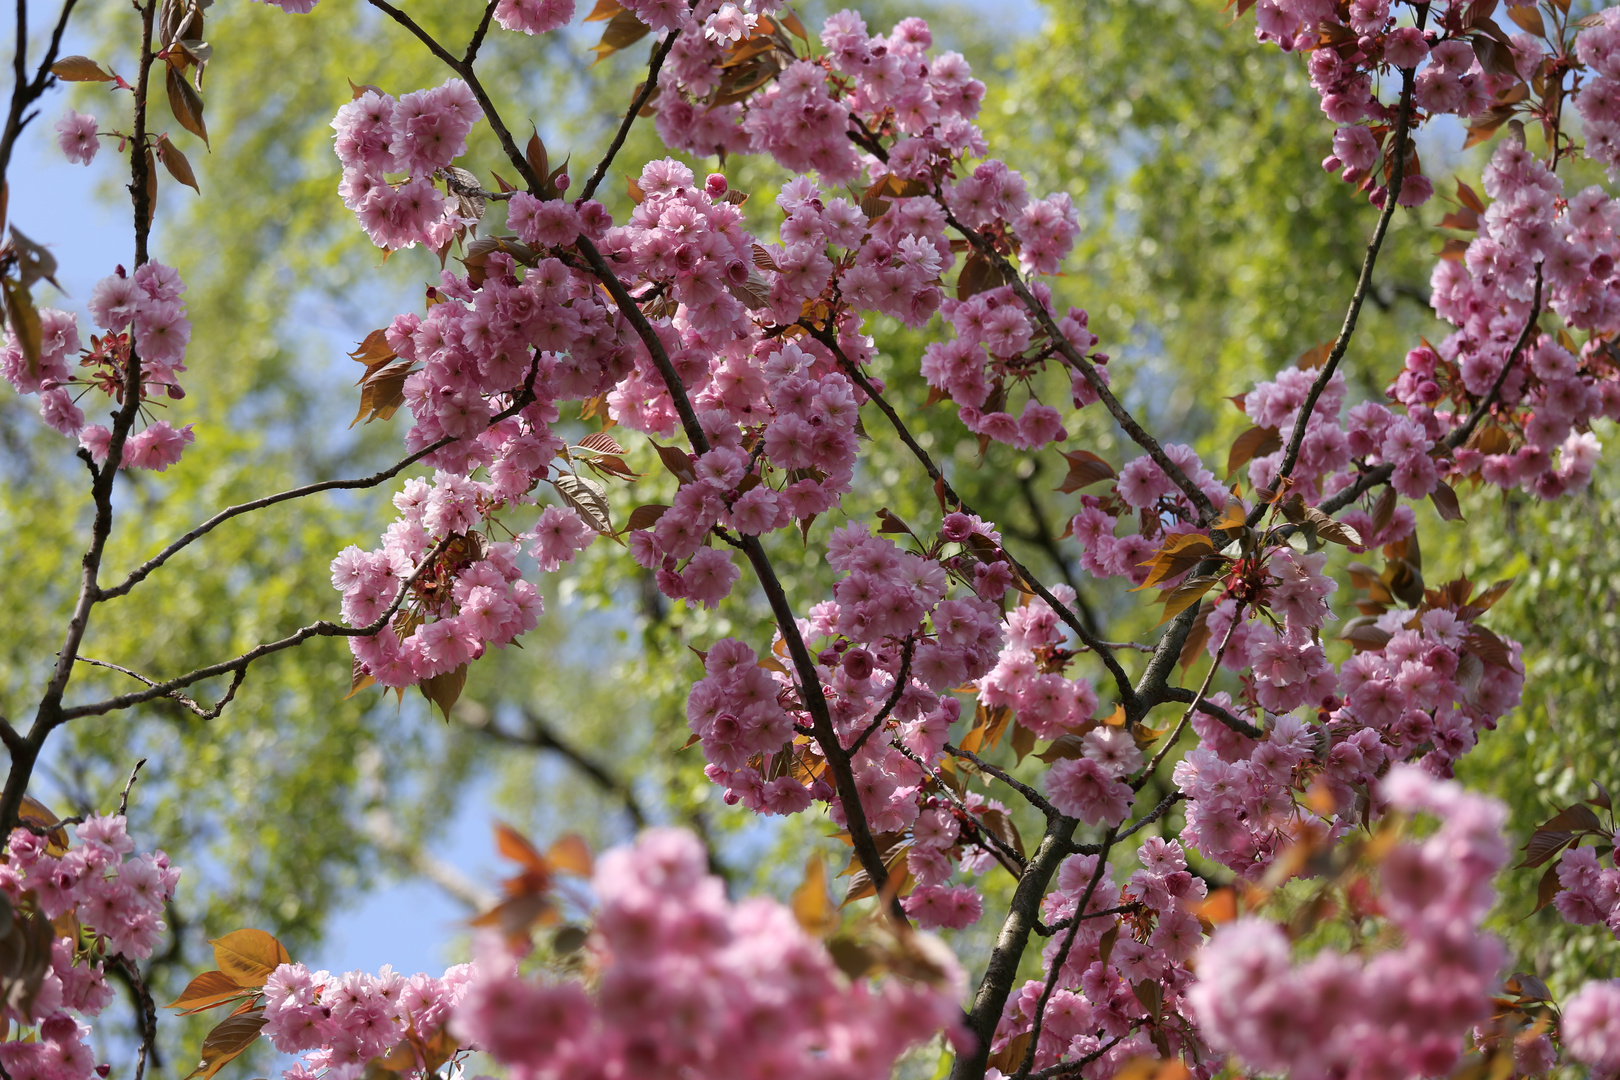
<box><xmin>1035</xmin><ymin>903</ymin><xmax>1139</xmax><ymax>937</ymax></box>
<box><xmin>1157</xmin><ymin>686</ymin><xmax>1261</xmax><ymax>739</ymax></box>
<box><xmin>579</xmin><ymin>30</ymin><xmax>680</xmax><ymax>202</ymax></box>
<box><xmin>108</xmin><ymin>955</ymin><xmax>160</xmax><ymax>1080</ymax></box>
<box><xmin>945</xmin><ymin>741</ymin><xmax>1056</xmax><ymax>819</ymax></box>
<box><xmin>848</xmin><ymin>635</ymin><xmax>914</xmax><ymax>757</ymax></box>
<box><xmin>56</xmin><ymin>535</ymin><xmax>452</xmax><ymax>722</ymax></box>
<box><xmin>102</xmin><ymin>356</ymin><xmax>543</xmax><ymax>600</ymax></box>
<box><xmin>1028</xmin><ymin>1035</ymin><xmax>1126</xmax><ymax>1080</ymax></box>
<box><xmin>0</xmin><ymin>0</ymin><xmax>82</xmax><ymax>185</ymax></box>
<box><xmin>1007</xmin><ymin>826</ymin><xmax>1118</xmax><ymax>1080</ymax></box>
<box><xmin>75</xmin><ymin>656</ymin><xmax>245</xmax><ymax>720</ymax></box>
<box><xmin>463</xmin><ymin>0</ymin><xmax>499</xmax><ymax>65</ymax></box>
<box><xmin>1262</xmin><ymin>65</ymin><xmax>1417</xmax><ymax>522</ymax></box>
<box><xmin>0</xmin><ymin>0</ymin><xmax>158</xmax><ymax>838</ymax></box>
<box><xmin>808</xmin><ymin>325</ymin><xmax>1138</xmax><ymax>705</ymax></box>
<box><xmin>949</xmin><ymin>813</ymin><xmax>1080</xmax><ymax>1080</ymax></box>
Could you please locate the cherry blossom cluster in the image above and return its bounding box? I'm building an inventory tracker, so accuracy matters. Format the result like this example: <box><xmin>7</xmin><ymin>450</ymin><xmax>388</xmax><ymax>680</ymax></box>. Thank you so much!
<box><xmin>1189</xmin><ymin>766</ymin><xmax>1508</xmax><ymax>1080</ymax></box>
<box><xmin>1174</xmin><ymin>575</ymin><xmax>1523</xmax><ymax>878</ymax></box>
<box><xmin>1421</xmin><ymin>138</ymin><xmax>1618</xmax><ymax>499</ymax></box>
<box><xmin>331</xmin><ymin>80</ymin><xmax>484</xmax><ymax>251</ymax></box>
<box><xmin>262</xmin><ymin>961</ymin><xmax>476</xmax><ymax>1080</ymax></box>
<box><xmin>1248</xmin><ymin>0</ymin><xmax>1538</xmax><ymax>209</ymax></box>
<box><xmin>0</xmin><ymin>817</ymin><xmax>180</xmax><ymax>1080</ymax></box>
<box><xmin>333</xmin><ymin>478</ymin><xmax>543</xmax><ymax>687</ymax></box>
<box><xmin>1561</xmin><ymin>979</ymin><xmax>1620</xmax><ymax>1073</ymax></box>
<box><xmin>989</xmin><ymin>839</ymin><xmax>1211</xmax><ymax>1077</ymax></box>
<box><xmin>689</xmin><ymin>517</ymin><xmax>1004</xmax><ymax>821</ymax></box>
<box><xmin>1548</xmin><ymin>835</ymin><xmax>1620</xmax><ymax>939</ymax></box>
<box><xmin>453</xmin><ymin>827</ymin><xmax>964</xmax><ymax>1080</ymax></box>
<box><xmin>0</xmin><ymin>263</ymin><xmax>194</xmax><ymax>472</ymax></box>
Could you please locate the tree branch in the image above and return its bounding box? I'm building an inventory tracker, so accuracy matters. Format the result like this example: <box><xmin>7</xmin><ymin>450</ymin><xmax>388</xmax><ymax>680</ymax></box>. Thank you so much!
<box><xmin>579</xmin><ymin>30</ymin><xmax>680</xmax><ymax>202</ymax></box>
<box><xmin>806</xmin><ymin>324</ymin><xmax>1138</xmax><ymax>705</ymax></box>
<box><xmin>948</xmin><ymin>813</ymin><xmax>1079</xmax><ymax>1080</ymax></box>
<box><xmin>1262</xmin><ymin>65</ymin><xmax>1417</xmax><ymax>522</ymax></box>
<box><xmin>1008</xmin><ymin>826</ymin><xmax>1118</xmax><ymax>1080</ymax></box>
<box><xmin>56</xmin><ymin>535</ymin><xmax>452</xmax><ymax>722</ymax></box>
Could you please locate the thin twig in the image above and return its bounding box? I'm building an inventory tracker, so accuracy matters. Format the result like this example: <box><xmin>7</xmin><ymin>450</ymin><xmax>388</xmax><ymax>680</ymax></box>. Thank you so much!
<box><xmin>116</xmin><ymin>758</ymin><xmax>146</xmax><ymax>817</ymax></box>
<box><xmin>1261</xmin><ymin>65</ymin><xmax>1418</xmax><ymax>523</ymax></box>
<box><xmin>1133</xmin><ymin>601</ymin><xmax>1244</xmax><ymax>790</ymax></box>
<box><xmin>848</xmin><ymin>635</ymin><xmax>914</xmax><ymax>757</ymax></box>
<box><xmin>109</xmin><ymin>955</ymin><xmax>159</xmax><ymax>1080</ymax></box>
<box><xmin>1035</xmin><ymin>902</ymin><xmax>1138</xmax><ymax>937</ymax></box>
<box><xmin>945</xmin><ymin>741</ymin><xmax>1057</xmax><ymax>818</ymax></box>
<box><xmin>101</xmin><ymin>357</ymin><xmax>543</xmax><ymax>601</ymax></box>
<box><xmin>808</xmin><ymin>326</ymin><xmax>1137</xmax><ymax>705</ymax></box>
<box><xmin>1157</xmin><ymin>686</ymin><xmax>1262</xmax><ymax>739</ymax></box>
<box><xmin>579</xmin><ymin>30</ymin><xmax>680</xmax><ymax>202</ymax></box>
<box><xmin>57</xmin><ymin>535</ymin><xmax>453</xmax><ymax>722</ymax></box>
<box><xmin>1118</xmin><ymin>789</ymin><xmax>1185</xmax><ymax>842</ymax></box>
<box><xmin>1008</xmin><ymin>826</ymin><xmax>1119</xmax><ymax>1080</ymax></box>
<box><xmin>1028</xmin><ymin>1035</ymin><xmax>1127</xmax><ymax>1080</ymax></box>
<box><xmin>463</xmin><ymin>0</ymin><xmax>499</xmax><ymax>65</ymax></box>
<box><xmin>75</xmin><ymin>656</ymin><xmax>244</xmax><ymax>720</ymax></box>
<box><xmin>890</xmin><ymin>741</ymin><xmax>1026</xmax><ymax>874</ymax></box>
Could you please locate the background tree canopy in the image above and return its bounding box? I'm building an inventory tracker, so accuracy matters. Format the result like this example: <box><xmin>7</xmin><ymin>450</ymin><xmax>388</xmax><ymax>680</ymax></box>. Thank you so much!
<box><xmin>3</xmin><ymin>0</ymin><xmax>1616</xmax><ymax>1066</ymax></box>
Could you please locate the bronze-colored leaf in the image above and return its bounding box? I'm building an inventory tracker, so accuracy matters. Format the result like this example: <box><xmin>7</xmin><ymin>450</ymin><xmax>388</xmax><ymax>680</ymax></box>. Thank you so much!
<box><xmin>157</xmin><ymin>134</ymin><xmax>199</xmax><ymax>192</ymax></box>
<box><xmin>551</xmin><ymin>473</ymin><xmax>612</xmax><ymax>535</ymax></box>
<box><xmin>1226</xmin><ymin>425</ymin><xmax>1282</xmax><ymax>479</ymax></box>
<box><xmin>1156</xmin><ymin>575</ymin><xmax>1219</xmax><ymax>627</ymax></box>
<box><xmin>350</xmin><ymin>359</ymin><xmax>414</xmax><ymax>427</ymax></box>
<box><xmin>166</xmin><ymin>64</ymin><xmax>208</xmax><ymax>145</ymax></box>
<box><xmin>2</xmin><ymin>276</ymin><xmax>42</xmax><ymax>378</ymax></box>
<box><xmin>419</xmin><ymin>661</ymin><xmax>468</xmax><ymax>720</ymax></box>
<box><xmin>577</xmin><ymin>431</ymin><xmax>627</xmax><ymax>456</ymax></box>
<box><xmin>0</xmin><ymin>906</ymin><xmax>56</xmax><ymax>1017</ymax></box>
<box><xmin>986</xmin><ymin>1033</ymin><xmax>1032</xmax><ymax>1075</ymax></box>
<box><xmin>51</xmin><ymin>55</ymin><xmax>115</xmax><ymax>81</ymax></box>
<box><xmin>1369</xmin><ymin>485</ymin><xmax>1397</xmax><ymax>539</ymax></box>
<box><xmin>1540</xmin><ymin>804</ymin><xmax>1605</xmax><ymax>834</ymax></box>
<box><xmin>591</xmin><ymin>7</ymin><xmax>651</xmax><ymax>63</ymax></box>
<box><xmin>651</xmin><ymin>441</ymin><xmax>696</xmax><ymax>484</ymax></box>
<box><xmin>583</xmin><ymin>0</ymin><xmax>622</xmax><ymax>19</ymax></box>
<box><xmin>1530</xmin><ymin>859</ymin><xmax>1565</xmax><ymax>913</ymax></box>
<box><xmin>790</xmin><ymin>857</ymin><xmax>837</xmax><ymax>936</ymax></box>
<box><xmin>545</xmin><ymin>834</ymin><xmax>593</xmax><ymax>877</ymax></box>
<box><xmin>956</xmin><ymin>251</ymin><xmax>1004</xmax><ymax>300</ymax></box>
<box><xmin>625</xmin><ymin>503</ymin><xmax>669</xmax><ymax>532</ymax></box>
<box><xmin>1036</xmin><ymin>734</ymin><xmax>1089</xmax><ymax>763</ymax></box>
<box><xmin>1463</xmin><ymin>626</ymin><xmax>1514</xmax><ymax>669</ymax></box>
<box><xmin>1057</xmin><ymin>449</ymin><xmax>1116</xmax><ymax>492</ymax></box>
<box><xmin>183</xmin><ymin>1009</ymin><xmax>267</xmax><ymax>1080</ymax></box>
<box><xmin>1304</xmin><ymin>507</ymin><xmax>1361</xmax><ymax>546</ymax></box>
<box><xmin>525</xmin><ymin>128</ymin><xmax>548</xmax><ymax>189</ymax></box>
<box><xmin>209</xmin><ymin>930</ymin><xmax>291</xmax><ymax>989</ymax></box>
<box><xmin>166</xmin><ymin>970</ymin><xmax>248</xmax><ymax>1014</ymax></box>
<box><xmin>1517</xmin><ymin>830</ymin><xmax>1572</xmax><ymax>870</ymax></box>
<box><xmin>1430</xmin><ymin>480</ymin><xmax>1464</xmax><ymax>522</ymax></box>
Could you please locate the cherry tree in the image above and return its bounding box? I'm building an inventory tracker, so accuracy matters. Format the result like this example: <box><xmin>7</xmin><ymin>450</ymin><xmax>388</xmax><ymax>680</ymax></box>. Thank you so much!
<box><xmin>2</xmin><ymin>0</ymin><xmax>1620</xmax><ymax>1077</ymax></box>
